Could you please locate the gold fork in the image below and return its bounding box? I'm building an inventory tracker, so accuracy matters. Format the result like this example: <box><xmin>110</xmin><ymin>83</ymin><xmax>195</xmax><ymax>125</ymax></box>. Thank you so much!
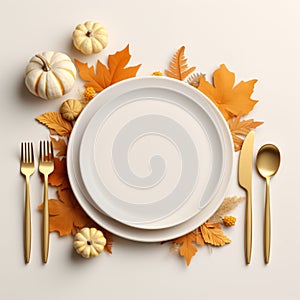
<box><xmin>20</xmin><ymin>142</ymin><xmax>35</xmax><ymax>264</ymax></box>
<box><xmin>39</xmin><ymin>140</ymin><xmax>54</xmax><ymax>263</ymax></box>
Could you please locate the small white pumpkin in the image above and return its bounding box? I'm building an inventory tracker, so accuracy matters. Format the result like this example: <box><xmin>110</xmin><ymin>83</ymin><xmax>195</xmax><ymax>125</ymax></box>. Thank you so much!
<box><xmin>72</xmin><ymin>21</ymin><xmax>108</xmax><ymax>55</ymax></box>
<box><xmin>73</xmin><ymin>227</ymin><xmax>106</xmax><ymax>258</ymax></box>
<box><xmin>25</xmin><ymin>51</ymin><xmax>76</xmax><ymax>100</ymax></box>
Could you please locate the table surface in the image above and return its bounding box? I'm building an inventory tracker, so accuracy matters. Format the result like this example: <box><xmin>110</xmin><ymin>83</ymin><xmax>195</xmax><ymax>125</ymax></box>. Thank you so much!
<box><xmin>1</xmin><ymin>1</ymin><xmax>299</xmax><ymax>299</ymax></box>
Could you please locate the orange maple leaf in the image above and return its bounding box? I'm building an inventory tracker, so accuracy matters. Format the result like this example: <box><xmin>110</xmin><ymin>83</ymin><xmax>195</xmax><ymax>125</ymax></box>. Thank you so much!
<box><xmin>75</xmin><ymin>44</ymin><xmax>141</xmax><ymax>92</ymax></box>
<box><xmin>165</xmin><ymin>46</ymin><xmax>196</xmax><ymax>80</ymax></box>
<box><xmin>228</xmin><ymin>116</ymin><xmax>263</xmax><ymax>151</ymax></box>
<box><xmin>173</xmin><ymin>228</ymin><xmax>204</xmax><ymax>266</ymax></box>
<box><xmin>38</xmin><ymin>187</ymin><xmax>112</xmax><ymax>253</ymax></box>
<box><xmin>198</xmin><ymin>64</ymin><xmax>258</xmax><ymax>120</ymax></box>
<box><xmin>47</xmin><ymin>157</ymin><xmax>70</xmax><ymax>189</ymax></box>
<box><xmin>38</xmin><ymin>187</ymin><xmax>96</xmax><ymax>236</ymax></box>
<box><xmin>50</xmin><ymin>137</ymin><xmax>67</xmax><ymax>157</ymax></box>
<box><xmin>200</xmin><ymin>222</ymin><xmax>231</xmax><ymax>246</ymax></box>
<box><xmin>36</xmin><ymin>112</ymin><xmax>73</xmax><ymax>137</ymax></box>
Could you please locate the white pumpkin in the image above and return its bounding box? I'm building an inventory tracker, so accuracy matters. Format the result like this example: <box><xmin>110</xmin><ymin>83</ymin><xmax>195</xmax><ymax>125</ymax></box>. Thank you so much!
<box><xmin>73</xmin><ymin>227</ymin><xmax>106</xmax><ymax>258</ymax></box>
<box><xmin>25</xmin><ymin>51</ymin><xmax>76</xmax><ymax>100</ymax></box>
<box><xmin>72</xmin><ymin>21</ymin><xmax>108</xmax><ymax>55</ymax></box>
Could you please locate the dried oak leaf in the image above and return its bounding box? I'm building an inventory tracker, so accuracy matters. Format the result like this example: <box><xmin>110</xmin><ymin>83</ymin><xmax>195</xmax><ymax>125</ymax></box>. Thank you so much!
<box><xmin>36</xmin><ymin>112</ymin><xmax>72</xmax><ymax>137</ymax></box>
<box><xmin>75</xmin><ymin>44</ymin><xmax>141</xmax><ymax>93</ymax></box>
<box><xmin>200</xmin><ymin>222</ymin><xmax>231</xmax><ymax>246</ymax></box>
<box><xmin>173</xmin><ymin>228</ymin><xmax>205</xmax><ymax>266</ymax></box>
<box><xmin>165</xmin><ymin>46</ymin><xmax>196</xmax><ymax>80</ymax></box>
<box><xmin>50</xmin><ymin>136</ymin><xmax>67</xmax><ymax>157</ymax></box>
<box><xmin>38</xmin><ymin>187</ymin><xmax>96</xmax><ymax>236</ymax></box>
<box><xmin>228</xmin><ymin>116</ymin><xmax>263</xmax><ymax>151</ymax></box>
<box><xmin>198</xmin><ymin>64</ymin><xmax>258</xmax><ymax>120</ymax></box>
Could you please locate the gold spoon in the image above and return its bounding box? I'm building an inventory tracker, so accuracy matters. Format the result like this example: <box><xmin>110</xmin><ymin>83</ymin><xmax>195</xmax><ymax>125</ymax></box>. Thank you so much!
<box><xmin>256</xmin><ymin>144</ymin><xmax>280</xmax><ymax>264</ymax></box>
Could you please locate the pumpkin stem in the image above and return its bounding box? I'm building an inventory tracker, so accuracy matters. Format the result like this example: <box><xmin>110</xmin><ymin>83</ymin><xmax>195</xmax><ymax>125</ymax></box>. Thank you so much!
<box><xmin>35</xmin><ymin>54</ymin><xmax>51</xmax><ymax>72</ymax></box>
<box><xmin>86</xmin><ymin>30</ymin><xmax>92</xmax><ymax>37</ymax></box>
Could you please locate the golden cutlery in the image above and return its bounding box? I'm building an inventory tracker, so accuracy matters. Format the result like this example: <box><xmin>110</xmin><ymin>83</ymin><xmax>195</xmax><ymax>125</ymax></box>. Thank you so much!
<box><xmin>238</xmin><ymin>131</ymin><xmax>255</xmax><ymax>264</ymax></box>
<box><xmin>20</xmin><ymin>142</ymin><xmax>35</xmax><ymax>264</ymax></box>
<box><xmin>39</xmin><ymin>140</ymin><xmax>54</xmax><ymax>263</ymax></box>
<box><xmin>256</xmin><ymin>144</ymin><xmax>280</xmax><ymax>264</ymax></box>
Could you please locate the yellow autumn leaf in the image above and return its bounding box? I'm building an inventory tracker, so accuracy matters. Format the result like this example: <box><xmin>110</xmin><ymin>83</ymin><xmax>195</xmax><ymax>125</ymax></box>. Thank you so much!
<box><xmin>198</xmin><ymin>64</ymin><xmax>258</xmax><ymax>120</ymax></box>
<box><xmin>200</xmin><ymin>222</ymin><xmax>231</xmax><ymax>246</ymax></box>
<box><xmin>36</xmin><ymin>112</ymin><xmax>73</xmax><ymax>137</ymax></box>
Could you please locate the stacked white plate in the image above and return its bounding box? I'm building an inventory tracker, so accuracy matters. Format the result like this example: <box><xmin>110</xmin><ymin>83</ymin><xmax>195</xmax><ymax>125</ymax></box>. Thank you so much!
<box><xmin>67</xmin><ymin>76</ymin><xmax>233</xmax><ymax>242</ymax></box>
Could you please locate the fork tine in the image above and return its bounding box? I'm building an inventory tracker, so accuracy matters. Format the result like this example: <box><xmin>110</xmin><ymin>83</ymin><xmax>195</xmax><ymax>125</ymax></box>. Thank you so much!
<box><xmin>25</xmin><ymin>143</ymin><xmax>28</xmax><ymax>163</ymax></box>
<box><xmin>40</xmin><ymin>140</ymin><xmax>43</xmax><ymax>162</ymax></box>
<box><xmin>43</xmin><ymin>140</ymin><xmax>45</xmax><ymax>161</ymax></box>
<box><xmin>25</xmin><ymin>142</ymin><xmax>27</xmax><ymax>163</ymax></box>
<box><xmin>49</xmin><ymin>140</ymin><xmax>53</xmax><ymax>160</ymax></box>
<box><xmin>39</xmin><ymin>141</ymin><xmax>41</xmax><ymax>161</ymax></box>
<box><xmin>46</xmin><ymin>140</ymin><xmax>49</xmax><ymax>160</ymax></box>
<box><xmin>30</xmin><ymin>142</ymin><xmax>34</xmax><ymax>163</ymax></box>
<box><xmin>43</xmin><ymin>140</ymin><xmax>46</xmax><ymax>161</ymax></box>
<box><xmin>22</xmin><ymin>142</ymin><xmax>26</xmax><ymax>163</ymax></box>
<box><xmin>43</xmin><ymin>140</ymin><xmax>46</xmax><ymax>160</ymax></box>
<box><xmin>25</xmin><ymin>142</ymin><xmax>29</xmax><ymax>163</ymax></box>
<box><xmin>48</xmin><ymin>141</ymin><xmax>51</xmax><ymax>159</ymax></box>
<box><xmin>45</xmin><ymin>140</ymin><xmax>48</xmax><ymax>160</ymax></box>
<box><xmin>21</xmin><ymin>142</ymin><xmax>24</xmax><ymax>163</ymax></box>
<box><xmin>28</xmin><ymin>142</ymin><xmax>33</xmax><ymax>163</ymax></box>
<box><xmin>26</xmin><ymin>142</ymin><xmax>30</xmax><ymax>163</ymax></box>
<box><xmin>45</xmin><ymin>141</ymin><xmax>48</xmax><ymax>160</ymax></box>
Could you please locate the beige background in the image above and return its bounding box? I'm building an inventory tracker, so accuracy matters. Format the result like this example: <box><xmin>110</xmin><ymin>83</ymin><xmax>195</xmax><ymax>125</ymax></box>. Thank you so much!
<box><xmin>0</xmin><ymin>0</ymin><xmax>299</xmax><ymax>299</ymax></box>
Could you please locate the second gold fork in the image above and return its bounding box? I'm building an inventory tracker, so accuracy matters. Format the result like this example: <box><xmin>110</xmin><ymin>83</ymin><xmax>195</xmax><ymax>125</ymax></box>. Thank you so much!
<box><xmin>39</xmin><ymin>140</ymin><xmax>54</xmax><ymax>263</ymax></box>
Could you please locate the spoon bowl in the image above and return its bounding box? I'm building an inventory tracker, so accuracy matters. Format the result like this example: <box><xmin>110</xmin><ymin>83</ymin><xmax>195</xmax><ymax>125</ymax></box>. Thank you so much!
<box><xmin>256</xmin><ymin>144</ymin><xmax>280</xmax><ymax>179</ymax></box>
<box><xmin>256</xmin><ymin>144</ymin><xmax>280</xmax><ymax>264</ymax></box>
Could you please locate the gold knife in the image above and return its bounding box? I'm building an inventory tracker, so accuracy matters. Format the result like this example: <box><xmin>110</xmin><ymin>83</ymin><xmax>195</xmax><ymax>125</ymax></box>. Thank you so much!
<box><xmin>238</xmin><ymin>131</ymin><xmax>255</xmax><ymax>264</ymax></box>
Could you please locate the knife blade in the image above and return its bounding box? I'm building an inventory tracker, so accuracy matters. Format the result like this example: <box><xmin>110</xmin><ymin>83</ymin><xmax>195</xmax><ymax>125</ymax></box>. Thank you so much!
<box><xmin>238</xmin><ymin>131</ymin><xmax>255</xmax><ymax>264</ymax></box>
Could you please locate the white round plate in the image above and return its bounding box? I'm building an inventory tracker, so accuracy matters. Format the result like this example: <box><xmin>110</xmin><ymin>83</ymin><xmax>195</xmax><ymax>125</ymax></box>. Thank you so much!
<box><xmin>67</xmin><ymin>76</ymin><xmax>233</xmax><ymax>241</ymax></box>
<box><xmin>79</xmin><ymin>78</ymin><xmax>229</xmax><ymax>229</ymax></box>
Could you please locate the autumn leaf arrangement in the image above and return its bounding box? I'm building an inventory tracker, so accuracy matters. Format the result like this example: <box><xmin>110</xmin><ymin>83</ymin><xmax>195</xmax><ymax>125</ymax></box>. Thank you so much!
<box><xmin>36</xmin><ymin>44</ymin><xmax>263</xmax><ymax>265</ymax></box>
